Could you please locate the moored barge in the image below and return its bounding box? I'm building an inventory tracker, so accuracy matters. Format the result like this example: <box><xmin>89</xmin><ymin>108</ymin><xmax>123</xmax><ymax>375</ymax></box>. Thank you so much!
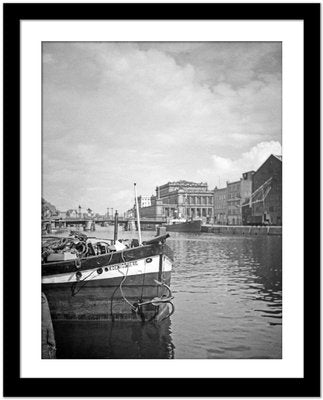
<box><xmin>42</xmin><ymin>232</ymin><xmax>174</xmax><ymax>322</ymax></box>
<box><xmin>165</xmin><ymin>218</ymin><xmax>202</xmax><ymax>233</ymax></box>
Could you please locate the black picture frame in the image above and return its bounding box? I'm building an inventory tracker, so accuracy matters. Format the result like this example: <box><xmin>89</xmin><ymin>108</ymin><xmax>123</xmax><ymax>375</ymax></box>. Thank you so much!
<box><xmin>3</xmin><ymin>2</ymin><xmax>320</xmax><ymax>397</ymax></box>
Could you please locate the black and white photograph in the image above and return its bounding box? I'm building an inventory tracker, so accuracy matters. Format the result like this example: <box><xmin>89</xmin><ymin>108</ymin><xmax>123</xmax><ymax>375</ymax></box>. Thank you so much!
<box><xmin>3</xmin><ymin>2</ymin><xmax>320</xmax><ymax>397</ymax></box>
<box><xmin>41</xmin><ymin>41</ymin><xmax>282</xmax><ymax>360</ymax></box>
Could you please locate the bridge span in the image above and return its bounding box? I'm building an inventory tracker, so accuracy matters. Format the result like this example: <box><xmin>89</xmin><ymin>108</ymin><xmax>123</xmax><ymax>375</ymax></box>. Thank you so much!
<box><xmin>42</xmin><ymin>217</ymin><xmax>167</xmax><ymax>232</ymax></box>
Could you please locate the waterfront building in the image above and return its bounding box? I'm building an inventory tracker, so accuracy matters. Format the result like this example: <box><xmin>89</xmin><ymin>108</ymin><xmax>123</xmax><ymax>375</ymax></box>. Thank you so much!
<box><xmin>137</xmin><ymin>195</ymin><xmax>152</xmax><ymax>208</ymax></box>
<box><xmin>226</xmin><ymin>180</ymin><xmax>241</xmax><ymax>225</ymax></box>
<box><xmin>213</xmin><ymin>187</ymin><xmax>227</xmax><ymax>224</ymax></box>
<box><xmin>157</xmin><ymin>180</ymin><xmax>214</xmax><ymax>223</ymax></box>
<box><xmin>57</xmin><ymin>211</ymin><xmax>67</xmax><ymax>219</ymax></box>
<box><xmin>138</xmin><ymin>180</ymin><xmax>214</xmax><ymax>223</ymax></box>
<box><xmin>125</xmin><ymin>208</ymin><xmax>135</xmax><ymax>219</ymax></box>
<box><xmin>227</xmin><ymin>171</ymin><xmax>254</xmax><ymax>225</ymax></box>
<box><xmin>136</xmin><ymin>195</ymin><xmax>164</xmax><ymax>219</ymax></box>
<box><xmin>66</xmin><ymin>209</ymin><xmax>78</xmax><ymax>218</ymax></box>
<box><xmin>243</xmin><ymin>154</ymin><xmax>282</xmax><ymax>225</ymax></box>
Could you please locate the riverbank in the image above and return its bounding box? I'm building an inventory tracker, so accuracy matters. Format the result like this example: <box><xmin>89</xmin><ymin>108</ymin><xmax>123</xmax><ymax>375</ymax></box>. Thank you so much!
<box><xmin>201</xmin><ymin>225</ymin><xmax>282</xmax><ymax>236</ymax></box>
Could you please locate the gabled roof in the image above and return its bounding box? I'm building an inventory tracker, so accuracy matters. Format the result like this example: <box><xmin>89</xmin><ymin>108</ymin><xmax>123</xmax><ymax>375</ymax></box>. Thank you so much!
<box><xmin>227</xmin><ymin>179</ymin><xmax>240</xmax><ymax>186</ymax></box>
<box><xmin>255</xmin><ymin>154</ymin><xmax>282</xmax><ymax>175</ymax></box>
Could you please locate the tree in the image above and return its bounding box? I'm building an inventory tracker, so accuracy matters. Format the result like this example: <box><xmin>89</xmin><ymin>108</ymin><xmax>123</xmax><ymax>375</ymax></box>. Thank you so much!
<box><xmin>42</xmin><ymin>198</ymin><xmax>58</xmax><ymax>218</ymax></box>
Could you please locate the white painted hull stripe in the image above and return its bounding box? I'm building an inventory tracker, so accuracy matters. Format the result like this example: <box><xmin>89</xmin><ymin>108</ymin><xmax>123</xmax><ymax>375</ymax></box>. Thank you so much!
<box><xmin>42</xmin><ymin>255</ymin><xmax>172</xmax><ymax>284</ymax></box>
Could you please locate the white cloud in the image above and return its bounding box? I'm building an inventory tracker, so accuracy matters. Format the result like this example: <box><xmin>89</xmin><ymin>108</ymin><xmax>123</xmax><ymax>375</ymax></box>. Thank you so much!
<box><xmin>211</xmin><ymin>141</ymin><xmax>282</xmax><ymax>185</ymax></box>
<box><xmin>42</xmin><ymin>43</ymin><xmax>281</xmax><ymax>213</ymax></box>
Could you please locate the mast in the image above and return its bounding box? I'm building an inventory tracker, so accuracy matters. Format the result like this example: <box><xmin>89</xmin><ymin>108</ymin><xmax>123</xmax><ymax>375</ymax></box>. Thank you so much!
<box><xmin>134</xmin><ymin>183</ymin><xmax>142</xmax><ymax>245</ymax></box>
<box><xmin>113</xmin><ymin>210</ymin><xmax>119</xmax><ymax>244</ymax></box>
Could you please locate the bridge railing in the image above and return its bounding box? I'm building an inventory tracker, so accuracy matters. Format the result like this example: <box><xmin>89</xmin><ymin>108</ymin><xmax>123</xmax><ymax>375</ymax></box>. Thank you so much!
<box><xmin>42</xmin><ymin>216</ymin><xmax>168</xmax><ymax>224</ymax></box>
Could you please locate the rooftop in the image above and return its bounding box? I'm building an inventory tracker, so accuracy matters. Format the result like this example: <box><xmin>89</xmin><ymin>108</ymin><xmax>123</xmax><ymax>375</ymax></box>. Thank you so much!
<box><xmin>165</xmin><ymin>180</ymin><xmax>207</xmax><ymax>186</ymax></box>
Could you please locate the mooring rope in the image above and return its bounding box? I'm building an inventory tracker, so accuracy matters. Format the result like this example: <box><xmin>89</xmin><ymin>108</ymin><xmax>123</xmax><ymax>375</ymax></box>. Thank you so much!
<box><xmin>71</xmin><ymin>269</ymin><xmax>97</xmax><ymax>296</ymax></box>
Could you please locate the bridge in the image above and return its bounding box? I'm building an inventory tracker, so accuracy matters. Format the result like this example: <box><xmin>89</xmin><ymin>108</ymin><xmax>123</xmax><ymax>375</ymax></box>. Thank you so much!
<box><xmin>42</xmin><ymin>216</ymin><xmax>167</xmax><ymax>232</ymax></box>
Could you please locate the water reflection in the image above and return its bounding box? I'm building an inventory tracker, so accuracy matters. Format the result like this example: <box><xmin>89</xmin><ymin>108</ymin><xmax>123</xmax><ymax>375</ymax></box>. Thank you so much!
<box><xmin>168</xmin><ymin>232</ymin><xmax>282</xmax><ymax>358</ymax></box>
<box><xmin>54</xmin><ymin>319</ymin><xmax>174</xmax><ymax>359</ymax></box>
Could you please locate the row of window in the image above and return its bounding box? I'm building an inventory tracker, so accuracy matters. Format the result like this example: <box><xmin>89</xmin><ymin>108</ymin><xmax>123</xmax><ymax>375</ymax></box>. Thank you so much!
<box><xmin>162</xmin><ymin>196</ymin><xmax>214</xmax><ymax>205</ymax></box>
<box><xmin>214</xmin><ymin>194</ymin><xmax>226</xmax><ymax>201</ymax></box>
<box><xmin>227</xmin><ymin>193</ymin><xmax>241</xmax><ymax>200</ymax></box>
<box><xmin>186</xmin><ymin>196</ymin><xmax>213</xmax><ymax>205</ymax></box>
<box><xmin>163</xmin><ymin>207</ymin><xmax>213</xmax><ymax>217</ymax></box>
<box><xmin>187</xmin><ymin>208</ymin><xmax>213</xmax><ymax>217</ymax></box>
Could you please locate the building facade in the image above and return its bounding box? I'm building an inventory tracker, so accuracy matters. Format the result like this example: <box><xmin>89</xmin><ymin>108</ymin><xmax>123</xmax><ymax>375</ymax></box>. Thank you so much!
<box><xmin>226</xmin><ymin>171</ymin><xmax>254</xmax><ymax>225</ymax></box>
<box><xmin>66</xmin><ymin>209</ymin><xmax>78</xmax><ymax>218</ymax></box>
<box><xmin>125</xmin><ymin>208</ymin><xmax>135</xmax><ymax>219</ymax></box>
<box><xmin>157</xmin><ymin>180</ymin><xmax>214</xmax><ymax>223</ymax></box>
<box><xmin>136</xmin><ymin>195</ymin><xmax>164</xmax><ymax>219</ymax></box>
<box><xmin>139</xmin><ymin>180</ymin><xmax>214</xmax><ymax>222</ymax></box>
<box><xmin>213</xmin><ymin>187</ymin><xmax>227</xmax><ymax>224</ymax></box>
<box><xmin>226</xmin><ymin>180</ymin><xmax>241</xmax><ymax>225</ymax></box>
<box><xmin>244</xmin><ymin>154</ymin><xmax>282</xmax><ymax>225</ymax></box>
<box><xmin>137</xmin><ymin>195</ymin><xmax>151</xmax><ymax>208</ymax></box>
<box><xmin>135</xmin><ymin>156</ymin><xmax>281</xmax><ymax>226</ymax></box>
<box><xmin>57</xmin><ymin>211</ymin><xmax>67</xmax><ymax>219</ymax></box>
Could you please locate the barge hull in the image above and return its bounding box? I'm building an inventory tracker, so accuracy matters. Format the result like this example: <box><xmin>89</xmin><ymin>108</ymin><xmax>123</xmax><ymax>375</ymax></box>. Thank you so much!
<box><xmin>42</xmin><ymin>251</ymin><xmax>172</xmax><ymax>321</ymax></box>
<box><xmin>165</xmin><ymin>219</ymin><xmax>202</xmax><ymax>233</ymax></box>
<box><xmin>43</xmin><ymin>270</ymin><xmax>171</xmax><ymax>321</ymax></box>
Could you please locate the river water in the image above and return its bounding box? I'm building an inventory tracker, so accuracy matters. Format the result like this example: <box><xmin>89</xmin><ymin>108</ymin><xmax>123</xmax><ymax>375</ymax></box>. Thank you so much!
<box><xmin>53</xmin><ymin>226</ymin><xmax>282</xmax><ymax>359</ymax></box>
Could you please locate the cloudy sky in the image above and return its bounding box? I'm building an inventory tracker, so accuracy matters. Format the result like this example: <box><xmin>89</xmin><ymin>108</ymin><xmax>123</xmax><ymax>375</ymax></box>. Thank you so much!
<box><xmin>43</xmin><ymin>42</ymin><xmax>281</xmax><ymax>214</ymax></box>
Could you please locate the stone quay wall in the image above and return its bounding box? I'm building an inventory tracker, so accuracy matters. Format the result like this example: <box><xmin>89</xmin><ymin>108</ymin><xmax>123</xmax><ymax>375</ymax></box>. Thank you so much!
<box><xmin>201</xmin><ymin>225</ymin><xmax>282</xmax><ymax>236</ymax></box>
